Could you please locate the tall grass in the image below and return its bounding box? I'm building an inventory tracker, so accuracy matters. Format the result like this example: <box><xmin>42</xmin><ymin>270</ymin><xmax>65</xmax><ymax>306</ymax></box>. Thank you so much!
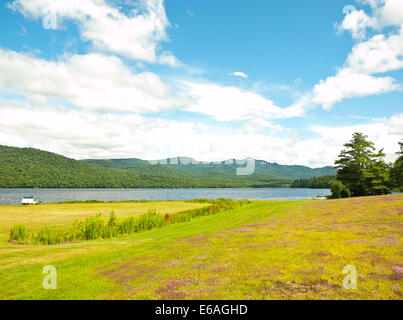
<box><xmin>8</xmin><ymin>199</ymin><xmax>250</xmax><ymax>245</ymax></box>
<box><xmin>9</xmin><ymin>224</ymin><xmax>28</xmax><ymax>242</ymax></box>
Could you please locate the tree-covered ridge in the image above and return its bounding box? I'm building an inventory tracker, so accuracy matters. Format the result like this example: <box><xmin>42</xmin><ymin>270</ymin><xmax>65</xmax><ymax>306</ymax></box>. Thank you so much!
<box><xmin>290</xmin><ymin>175</ymin><xmax>336</xmax><ymax>189</ymax></box>
<box><xmin>0</xmin><ymin>145</ymin><xmax>290</xmax><ymax>188</ymax></box>
<box><xmin>83</xmin><ymin>158</ymin><xmax>336</xmax><ymax>180</ymax></box>
<box><xmin>0</xmin><ymin>145</ymin><xmax>141</xmax><ymax>188</ymax></box>
<box><xmin>0</xmin><ymin>145</ymin><xmax>339</xmax><ymax>188</ymax></box>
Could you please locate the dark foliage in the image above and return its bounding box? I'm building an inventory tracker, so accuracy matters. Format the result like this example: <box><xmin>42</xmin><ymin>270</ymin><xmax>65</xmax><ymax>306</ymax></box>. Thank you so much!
<box><xmin>290</xmin><ymin>175</ymin><xmax>336</xmax><ymax>188</ymax></box>
<box><xmin>332</xmin><ymin>133</ymin><xmax>393</xmax><ymax>198</ymax></box>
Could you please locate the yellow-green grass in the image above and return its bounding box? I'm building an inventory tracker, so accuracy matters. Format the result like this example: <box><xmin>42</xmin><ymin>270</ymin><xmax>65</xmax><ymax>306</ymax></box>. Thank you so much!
<box><xmin>0</xmin><ymin>201</ymin><xmax>209</xmax><ymax>242</ymax></box>
<box><xmin>0</xmin><ymin>195</ymin><xmax>402</xmax><ymax>300</ymax></box>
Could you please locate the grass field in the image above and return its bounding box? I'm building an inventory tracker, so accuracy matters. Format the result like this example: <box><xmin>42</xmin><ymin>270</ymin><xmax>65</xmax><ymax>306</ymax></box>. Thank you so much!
<box><xmin>0</xmin><ymin>195</ymin><xmax>402</xmax><ymax>300</ymax></box>
<box><xmin>0</xmin><ymin>201</ymin><xmax>209</xmax><ymax>242</ymax></box>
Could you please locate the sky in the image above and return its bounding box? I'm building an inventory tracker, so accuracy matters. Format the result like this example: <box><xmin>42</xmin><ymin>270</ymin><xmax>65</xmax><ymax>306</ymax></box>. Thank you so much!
<box><xmin>0</xmin><ymin>0</ymin><xmax>402</xmax><ymax>167</ymax></box>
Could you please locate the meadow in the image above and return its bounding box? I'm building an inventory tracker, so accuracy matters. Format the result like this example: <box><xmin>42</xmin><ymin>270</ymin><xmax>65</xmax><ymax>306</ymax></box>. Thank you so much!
<box><xmin>0</xmin><ymin>195</ymin><xmax>401</xmax><ymax>300</ymax></box>
<box><xmin>0</xmin><ymin>201</ymin><xmax>208</xmax><ymax>242</ymax></box>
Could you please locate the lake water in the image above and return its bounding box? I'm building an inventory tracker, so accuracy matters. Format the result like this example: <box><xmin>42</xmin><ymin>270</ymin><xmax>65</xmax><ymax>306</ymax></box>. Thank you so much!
<box><xmin>0</xmin><ymin>188</ymin><xmax>331</xmax><ymax>205</ymax></box>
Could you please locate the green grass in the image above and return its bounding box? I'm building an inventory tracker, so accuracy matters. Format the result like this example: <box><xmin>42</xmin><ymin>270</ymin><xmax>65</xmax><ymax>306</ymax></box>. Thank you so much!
<box><xmin>0</xmin><ymin>195</ymin><xmax>401</xmax><ymax>300</ymax></box>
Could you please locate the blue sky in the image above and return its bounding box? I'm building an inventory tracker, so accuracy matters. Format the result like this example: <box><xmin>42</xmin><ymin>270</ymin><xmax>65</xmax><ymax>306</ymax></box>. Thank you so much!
<box><xmin>0</xmin><ymin>0</ymin><xmax>402</xmax><ymax>166</ymax></box>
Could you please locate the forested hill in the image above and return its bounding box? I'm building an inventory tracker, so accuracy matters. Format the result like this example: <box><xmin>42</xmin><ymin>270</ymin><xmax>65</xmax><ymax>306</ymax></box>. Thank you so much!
<box><xmin>0</xmin><ymin>145</ymin><xmax>288</xmax><ymax>188</ymax></box>
<box><xmin>0</xmin><ymin>145</ymin><xmax>144</xmax><ymax>188</ymax></box>
<box><xmin>0</xmin><ymin>145</ymin><xmax>335</xmax><ymax>188</ymax></box>
<box><xmin>83</xmin><ymin>157</ymin><xmax>336</xmax><ymax>180</ymax></box>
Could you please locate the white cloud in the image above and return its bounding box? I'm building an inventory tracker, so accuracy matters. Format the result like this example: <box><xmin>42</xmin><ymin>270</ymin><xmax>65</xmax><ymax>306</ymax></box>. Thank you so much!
<box><xmin>242</xmin><ymin>119</ymin><xmax>284</xmax><ymax>133</ymax></box>
<box><xmin>158</xmin><ymin>51</ymin><xmax>183</xmax><ymax>68</ymax></box>
<box><xmin>229</xmin><ymin>71</ymin><xmax>248</xmax><ymax>78</ymax></box>
<box><xmin>312</xmin><ymin>68</ymin><xmax>399</xmax><ymax>110</ymax></box>
<box><xmin>337</xmin><ymin>7</ymin><xmax>372</xmax><ymax>39</ymax></box>
<box><xmin>346</xmin><ymin>30</ymin><xmax>403</xmax><ymax>74</ymax></box>
<box><xmin>309</xmin><ymin>0</ymin><xmax>403</xmax><ymax>110</ymax></box>
<box><xmin>0</xmin><ymin>49</ymin><xmax>307</xmax><ymax>120</ymax></box>
<box><xmin>358</xmin><ymin>0</ymin><xmax>403</xmax><ymax>29</ymax></box>
<box><xmin>184</xmin><ymin>82</ymin><xmax>303</xmax><ymax>121</ymax></box>
<box><xmin>338</xmin><ymin>0</ymin><xmax>403</xmax><ymax>38</ymax></box>
<box><xmin>0</xmin><ymin>49</ymin><xmax>184</xmax><ymax>113</ymax></box>
<box><xmin>388</xmin><ymin>113</ymin><xmax>403</xmax><ymax>135</ymax></box>
<box><xmin>0</xmin><ymin>100</ymin><xmax>401</xmax><ymax>166</ymax></box>
<box><xmin>0</xmin><ymin>48</ymin><xmax>305</xmax><ymax>121</ymax></box>
<box><xmin>8</xmin><ymin>0</ymin><xmax>178</xmax><ymax>65</ymax></box>
<box><xmin>0</xmin><ymin>100</ymin><xmax>203</xmax><ymax>160</ymax></box>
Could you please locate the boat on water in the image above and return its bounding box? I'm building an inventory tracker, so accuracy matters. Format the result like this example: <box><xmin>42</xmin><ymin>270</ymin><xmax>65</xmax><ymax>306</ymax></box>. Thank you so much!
<box><xmin>21</xmin><ymin>196</ymin><xmax>38</xmax><ymax>205</ymax></box>
<box><xmin>312</xmin><ymin>196</ymin><xmax>327</xmax><ymax>200</ymax></box>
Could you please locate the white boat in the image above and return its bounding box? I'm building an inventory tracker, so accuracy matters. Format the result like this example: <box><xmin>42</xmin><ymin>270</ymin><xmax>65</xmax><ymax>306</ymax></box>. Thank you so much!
<box><xmin>21</xmin><ymin>196</ymin><xmax>38</xmax><ymax>205</ymax></box>
<box><xmin>312</xmin><ymin>196</ymin><xmax>327</xmax><ymax>200</ymax></box>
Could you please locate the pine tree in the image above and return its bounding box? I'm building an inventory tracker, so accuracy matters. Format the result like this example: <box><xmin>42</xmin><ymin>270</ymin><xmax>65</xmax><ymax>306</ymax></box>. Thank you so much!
<box><xmin>391</xmin><ymin>141</ymin><xmax>403</xmax><ymax>191</ymax></box>
<box><xmin>365</xmin><ymin>149</ymin><xmax>391</xmax><ymax>195</ymax></box>
<box><xmin>334</xmin><ymin>133</ymin><xmax>390</xmax><ymax>197</ymax></box>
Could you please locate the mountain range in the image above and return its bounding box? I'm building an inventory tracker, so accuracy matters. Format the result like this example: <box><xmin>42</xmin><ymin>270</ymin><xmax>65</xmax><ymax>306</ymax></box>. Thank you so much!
<box><xmin>83</xmin><ymin>156</ymin><xmax>336</xmax><ymax>180</ymax></box>
<box><xmin>0</xmin><ymin>145</ymin><xmax>336</xmax><ymax>188</ymax></box>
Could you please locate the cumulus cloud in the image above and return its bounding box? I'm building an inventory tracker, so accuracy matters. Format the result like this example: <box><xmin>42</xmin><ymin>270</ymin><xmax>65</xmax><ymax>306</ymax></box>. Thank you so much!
<box><xmin>0</xmin><ymin>48</ymin><xmax>303</xmax><ymax>121</ymax></box>
<box><xmin>310</xmin><ymin>0</ymin><xmax>403</xmax><ymax>110</ymax></box>
<box><xmin>184</xmin><ymin>82</ymin><xmax>303</xmax><ymax>121</ymax></box>
<box><xmin>0</xmin><ymin>49</ymin><xmax>184</xmax><ymax>113</ymax></box>
<box><xmin>357</xmin><ymin>0</ymin><xmax>403</xmax><ymax>28</ymax></box>
<box><xmin>346</xmin><ymin>30</ymin><xmax>403</xmax><ymax>74</ymax></box>
<box><xmin>158</xmin><ymin>51</ymin><xmax>183</xmax><ymax>68</ymax></box>
<box><xmin>229</xmin><ymin>71</ymin><xmax>248</xmax><ymax>78</ymax></box>
<box><xmin>337</xmin><ymin>7</ymin><xmax>372</xmax><ymax>39</ymax></box>
<box><xmin>7</xmin><ymin>0</ymin><xmax>179</xmax><ymax>65</ymax></box>
<box><xmin>312</xmin><ymin>68</ymin><xmax>399</xmax><ymax>110</ymax></box>
<box><xmin>0</xmin><ymin>49</ymin><xmax>303</xmax><ymax>120</ymax></box>
<box><xmin>338</xmin><ymin>0</ymin><xmax>403</xmax><ymax>38</ymax></box>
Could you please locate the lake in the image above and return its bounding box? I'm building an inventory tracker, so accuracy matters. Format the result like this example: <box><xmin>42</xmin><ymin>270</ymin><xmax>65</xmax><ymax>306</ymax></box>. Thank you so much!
<box><xmin>0</xmin><ymin>188</ymin><xmax>331</xmax><ymax>205</ymax></box>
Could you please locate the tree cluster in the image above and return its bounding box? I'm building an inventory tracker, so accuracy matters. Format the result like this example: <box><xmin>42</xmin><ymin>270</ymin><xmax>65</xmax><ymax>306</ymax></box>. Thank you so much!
<box><xmin>330</xmin><ymin>133</ymin><xmax>402</xmax><ymax>198</ymax></box>
<box><xmin>291</xmin><ymin>175</ymin><xmax>336</xmax><ymax>189</ymax></box>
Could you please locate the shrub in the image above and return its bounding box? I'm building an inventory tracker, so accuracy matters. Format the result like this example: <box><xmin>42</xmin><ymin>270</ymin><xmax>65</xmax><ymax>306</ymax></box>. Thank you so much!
<box><xmin>35</xmin><ymin>227</ymin><xmax>67</xmax><ymax>245</ymax></box>
<box><xmin>330</xmin><ymin>180</ymin><xmax>351</xmax><ymax>199</ymax></box>
<box><xmin>118</xmin><ymin>216</ymin><xmax>139</xmax><ymax>234</ymax></box>
<box><xmin>108</xmin><ymin>211</ymin><xmax>117</xmax><ymax>227</ymax></box>
<box><xmin>10</xmin><ymin>224</ymin><xmax>28</xmax><ymax>242</ymax></box>
<box><xmin>84</xmin><ymin>213</ymin><xmax>105</xmax><ymax>240</ymax></box>
<box><xmin>16</xmin><ymin>199</ymin><xmax>252</xmax><ymax>245</ymax></box>
<box><xmin>137</xmin><ymin>210</ymin><xmax>165</xmax><ymax>231</ymax></box>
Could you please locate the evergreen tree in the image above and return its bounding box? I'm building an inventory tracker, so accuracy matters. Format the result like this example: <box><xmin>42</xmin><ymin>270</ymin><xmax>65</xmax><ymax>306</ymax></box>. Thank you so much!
<box><xmin>391</xmin><ymin>141</ymin><xmax>403</xmax><ymax>191</ymax></box>
<box><xmin>364</xmin><ymin>149</ymin><xmax>391</xmax><ymax>195</ymax></box>
<box><xmin>334</xmin><ymin>133</ymin><xmax>391</xmax><ymax>197</ymax></box>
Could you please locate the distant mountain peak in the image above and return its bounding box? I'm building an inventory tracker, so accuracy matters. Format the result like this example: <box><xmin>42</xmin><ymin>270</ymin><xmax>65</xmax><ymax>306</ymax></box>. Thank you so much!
<box><xmin>148</xmin><ymin>156</ymin><xmax>252</xmax><ymax>166</ymax></box>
